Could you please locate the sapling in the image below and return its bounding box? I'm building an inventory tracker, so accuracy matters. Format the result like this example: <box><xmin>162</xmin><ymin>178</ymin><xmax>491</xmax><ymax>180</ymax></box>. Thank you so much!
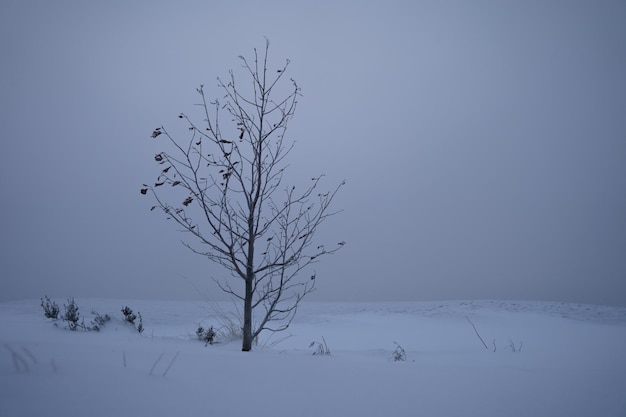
<box><xmin>122</xmin><ymin>306</ymin><xmax>143</xmax><ymax>333</ymax></box>
<box><xmin>63</xmin><ymin>298</ymin><xmax>80</xmax><ymax>331</ymax></box>
<box><xmin>40</xmin><ymin>296</ymin><xmax>60</xmax><ymax>319</ymax></box>
<box><xmin>142</xmin><ymin>40</ymin><xmax>345</xmax><ymax>351</ymax></box>
<box><xmin>136</xmin><ymin>312</ymin><xmax>144</xmax><ymax>334</ymax></box>
<box><xmin>196</xmin><ymin>326</ymin><xmax>216</xmax><ymax>345</ymax></box>
<box><xmin>121</xmin><ymin>306</ymin><xmax>137</xmax><ymax>324</ymax></box>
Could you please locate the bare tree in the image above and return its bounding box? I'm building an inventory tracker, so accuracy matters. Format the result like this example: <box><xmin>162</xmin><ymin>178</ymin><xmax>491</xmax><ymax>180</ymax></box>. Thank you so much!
<box><xmin>141</xmin><ymin>40</ymin><xmax>344</xmax><ymax>351</ymax></box>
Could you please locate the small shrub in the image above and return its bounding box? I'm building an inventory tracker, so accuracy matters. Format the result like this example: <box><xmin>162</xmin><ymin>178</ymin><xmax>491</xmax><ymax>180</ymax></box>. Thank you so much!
<box><xmin>122</xmin><ymin>306</ymin><xmax>144</xmax><ymax>333</ymax></box>
<box><xmin>40</xmin><ymin>296</ymin><xmax>59</xmax><ymax>319</ymax></box>
<box><xmin>90</xmin><ymin>311</ymin><xmax>111</xmax><ymax>332</ymax></box>
<box><xmin>196</xmin><ymin>326</ymin><xmax>216</xmax><ymax>345</ymax></box>
<box><xmin>121</xmin><ymin>306</ymin><xmax>137</xmax><ymax>324</ymax></box>
<box><xmin>392</xmin><ymin>342</ymin><xmax>407</xmax><ymax>362</ymax></box>
<box><xmin>309</xmin><ymin>336</ymin><xmax>331</xmax><ymax>356</ymax></box>
<box><xmin>136</xmin><ymin>312</ymin><xmax>144</xmax><ymax>334</ymax></box>
<box><xmin>63</xmin><ymin>298</ymin><xmax>80</xmax><ymax>331</ymax></box>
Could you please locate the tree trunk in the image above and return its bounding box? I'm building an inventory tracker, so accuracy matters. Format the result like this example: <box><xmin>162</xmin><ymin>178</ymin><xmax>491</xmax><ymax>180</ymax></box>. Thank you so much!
<box><xmin>241</xmin><ymin>276</ymin><xmax>254</xmax><ymax>351</ymax></box>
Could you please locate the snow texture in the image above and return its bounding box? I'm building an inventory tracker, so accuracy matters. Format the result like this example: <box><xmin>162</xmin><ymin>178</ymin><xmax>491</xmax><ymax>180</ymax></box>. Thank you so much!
<box><xmin>1</xmin><ymin>299</ymin><xmax>625</xmax><ymax>416</ymax></box>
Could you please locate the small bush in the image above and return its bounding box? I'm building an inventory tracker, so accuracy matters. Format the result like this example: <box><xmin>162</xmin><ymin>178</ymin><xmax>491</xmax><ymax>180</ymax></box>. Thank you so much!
<box><xmin>63</xmin><ymin>298</ymin><xmax>80</xmax><ymax>331</ymax></box>
<box><xmin>136</xmin><ymin>312</ymin><xmax>144</xmax><ymax>334</ymax></box>
<box><xmin>121</xmin><ymin>306</ymin><xmax>137</xmax><ymax>324</ymax></box>
<box><xmin>196</xmin><ymin>326</ymin><xmax>216</xmax><ymax>345</ymax></box>
<box><xmin>392</xmin><ymin>342</ymin><xmax>407</xmax><ymax>362</ymax></box>
<box><xmin>90</xmin><ymin>311</ymin><xmax>111</xmax><ymax>332</ymax></box>
<box><xmin>40</xmin><ymin>296</ymin><xmax>60</xmax><ymax>319</ymax></box>
<box><xmin>121</xmin><ymin>306</ymin><xmax>144</xmax><ymax>333</ymax></box>
<box><xmin>41</xmin><ymin>299</ymin><xmax>138</xmax><ymax>333</ymax></box>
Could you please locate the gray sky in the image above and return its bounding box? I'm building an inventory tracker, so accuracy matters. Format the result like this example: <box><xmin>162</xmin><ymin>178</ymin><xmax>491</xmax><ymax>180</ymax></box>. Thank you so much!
<box><xmin>1</xmin><ymin>0</ymin><xmax>625</xmax><ymax>306</ymax></box>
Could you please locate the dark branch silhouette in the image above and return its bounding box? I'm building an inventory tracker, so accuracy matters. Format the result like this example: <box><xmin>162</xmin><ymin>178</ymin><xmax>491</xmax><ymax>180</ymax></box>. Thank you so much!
<box><xmin>142</xmin><ymin>40</ymin><xmax>344</xmax><ymax>351</ymax></box>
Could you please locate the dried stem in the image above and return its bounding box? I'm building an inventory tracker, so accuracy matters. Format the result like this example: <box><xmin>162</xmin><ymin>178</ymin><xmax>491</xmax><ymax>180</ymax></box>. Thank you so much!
<box><xmin>466</xmin><ymin>316</ymin><xmax>489</xmax><ymax>351</ymax></box>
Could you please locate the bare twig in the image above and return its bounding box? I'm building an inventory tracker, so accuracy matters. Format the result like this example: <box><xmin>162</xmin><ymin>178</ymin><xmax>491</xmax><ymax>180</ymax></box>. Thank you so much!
<box><xmin>465</xmin><ymin>316</ymin><xmax>489</xmax><ymax>350</ymax></box>
<box><xmin>507</xmin><ymin>338</ymin><xmax>523</xmax><ymax>352</ymax></box>
<box><xmin>310</xmin><ymin>336</ymin><xmax>331</xmax><ymax>355</ymax></box>
<box><xmin>149</xmin><ymin>353</ymin><xmax>164</xmax><ymax>376</ymax></box>
<box><xmin>162</xmin><ymin>352</ymin><xmax>180</xmax><ymax>376</ymax></box>
<box><xmin>5</xmin><ymin>345</ymin><xmax>30</xmax><ymax>373</ymax></box>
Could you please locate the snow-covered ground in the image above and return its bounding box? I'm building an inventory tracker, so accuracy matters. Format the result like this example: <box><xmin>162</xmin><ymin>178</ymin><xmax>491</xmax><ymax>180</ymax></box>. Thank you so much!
<box><xmin>1</xmin><ymin>298</ymin><xmax>625</xmax><ymax>417</ymax></box>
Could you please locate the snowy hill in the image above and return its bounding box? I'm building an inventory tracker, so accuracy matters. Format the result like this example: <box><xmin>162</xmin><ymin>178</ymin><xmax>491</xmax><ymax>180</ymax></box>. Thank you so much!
<box><xmin>1</xmin><ymin>299</ymin><xmax>625</xmax><ymax>416</ymax></box>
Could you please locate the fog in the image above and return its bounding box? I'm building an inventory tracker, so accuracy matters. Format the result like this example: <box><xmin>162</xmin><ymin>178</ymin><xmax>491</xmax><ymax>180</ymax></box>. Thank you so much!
<box><xmin>1</xmin><ymin>1</ymin><xmax>625</xmax><ymax>306</ymax></box>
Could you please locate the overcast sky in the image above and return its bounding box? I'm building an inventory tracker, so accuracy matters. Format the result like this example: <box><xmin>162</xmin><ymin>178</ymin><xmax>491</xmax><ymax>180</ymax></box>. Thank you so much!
<box><xmin>1</xmin><ymin>1</ymin><xmax>625</xmax><ymax>306</ymax></box>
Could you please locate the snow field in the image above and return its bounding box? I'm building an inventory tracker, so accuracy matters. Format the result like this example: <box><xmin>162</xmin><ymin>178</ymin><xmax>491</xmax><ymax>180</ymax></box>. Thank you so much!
<box><xmin>1</xmin><ymin>299</ymin><xmax>625</xmax><ymax>417</ymax></box>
